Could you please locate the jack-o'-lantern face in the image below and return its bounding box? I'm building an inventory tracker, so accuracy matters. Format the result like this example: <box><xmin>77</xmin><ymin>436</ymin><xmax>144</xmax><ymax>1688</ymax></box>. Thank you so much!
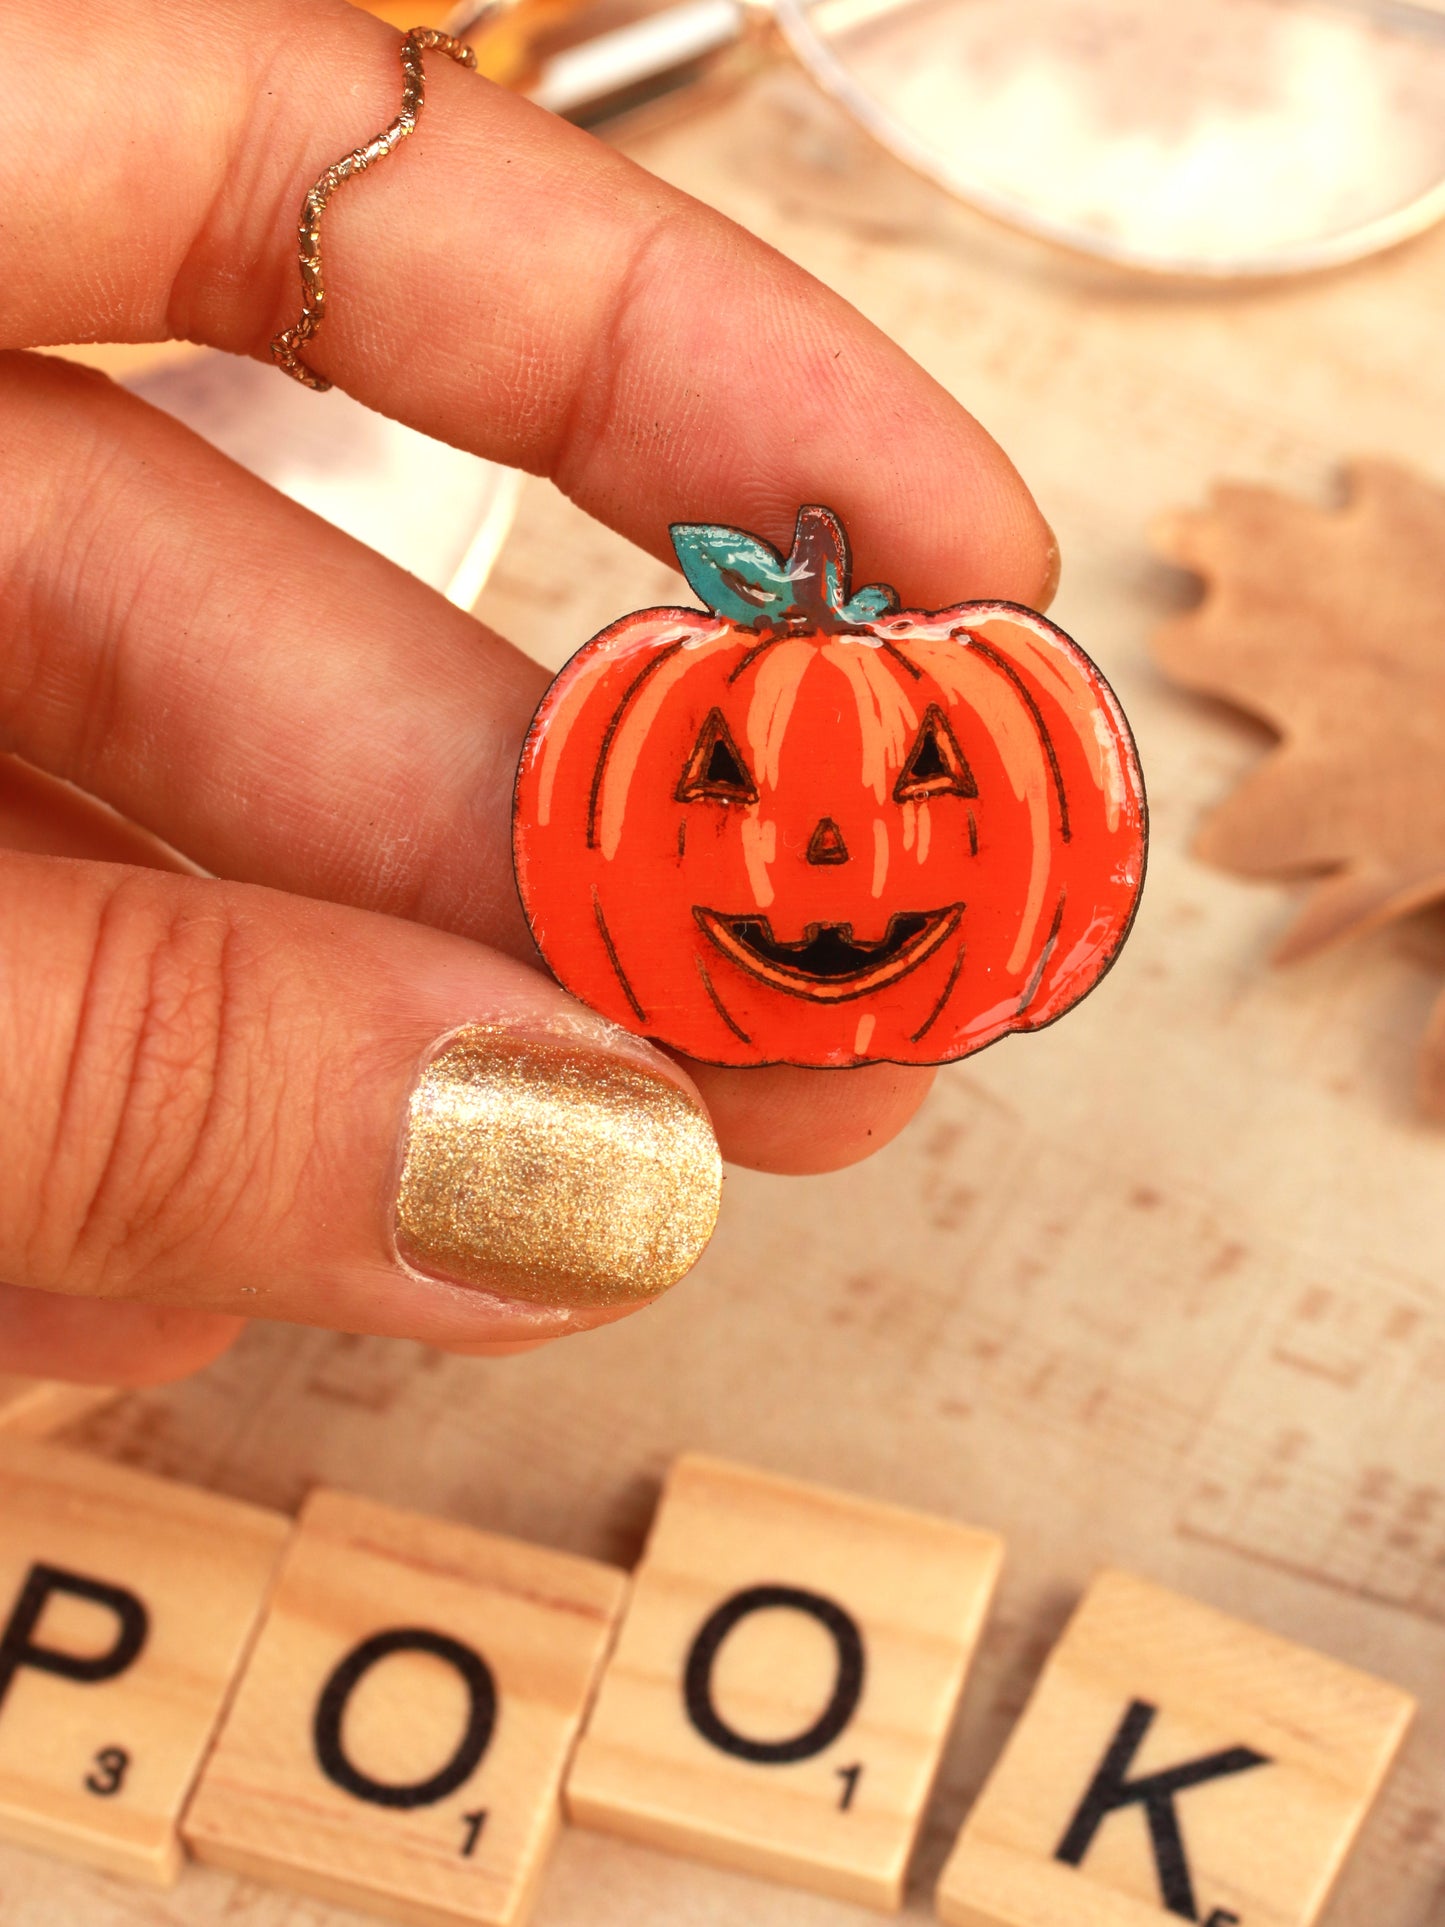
<box><xmin>513</xmin><ymin>507</ymin><xmax>1146</xmax><ymax>1068</ymax></box>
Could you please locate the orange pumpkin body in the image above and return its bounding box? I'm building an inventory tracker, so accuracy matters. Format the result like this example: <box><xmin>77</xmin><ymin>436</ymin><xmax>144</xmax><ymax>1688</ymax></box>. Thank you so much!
<box><xmin>513</xmin><ymin>510</ymin><xmax>1145</xmax><ymax>1068</ymax></box>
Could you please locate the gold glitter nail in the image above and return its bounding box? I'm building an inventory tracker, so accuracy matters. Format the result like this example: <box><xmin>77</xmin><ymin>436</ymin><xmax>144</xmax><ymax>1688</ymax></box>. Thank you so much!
<box><xmin>394</xmin><ymin>1025</ymin><xmax>722</xmax><ymax>1308</ymax></box>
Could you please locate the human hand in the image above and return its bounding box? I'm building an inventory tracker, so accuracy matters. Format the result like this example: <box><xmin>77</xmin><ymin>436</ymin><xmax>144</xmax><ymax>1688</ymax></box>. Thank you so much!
<box><xmin>0</xmin><ymin>0</ymin><xmax>1054</xmax><ymax>1385</ymax></box>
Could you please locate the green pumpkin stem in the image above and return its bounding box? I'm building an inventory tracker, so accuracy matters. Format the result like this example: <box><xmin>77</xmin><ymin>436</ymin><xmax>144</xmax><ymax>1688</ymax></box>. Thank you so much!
<box><xmin>669</xmin><ymin>505</ymin><xmax>900</xmax><ymax>633</ymax></box>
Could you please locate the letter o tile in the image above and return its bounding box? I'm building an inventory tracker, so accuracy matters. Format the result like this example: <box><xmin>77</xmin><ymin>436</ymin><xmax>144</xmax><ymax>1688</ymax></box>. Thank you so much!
<box><xmin>182</xmin><ymin>1489</ymin><xmax>626</xmax><ymax>1927</ymax></box>
<box><xmin>565</xmin><ymin>1454</ymin><xmax>1004</xmax><ymax>1911</ymax></box>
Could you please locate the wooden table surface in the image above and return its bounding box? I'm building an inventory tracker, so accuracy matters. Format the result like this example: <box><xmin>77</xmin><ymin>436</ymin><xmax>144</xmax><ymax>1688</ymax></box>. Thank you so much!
<box><xmin>8</xmin><ymin>58</ymin><xmax>1445</xmax><ymax>1927</ymax></box>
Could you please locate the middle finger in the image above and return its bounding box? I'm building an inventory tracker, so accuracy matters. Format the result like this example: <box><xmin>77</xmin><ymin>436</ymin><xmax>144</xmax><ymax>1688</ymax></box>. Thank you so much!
<box><xmin>1</xmin><ymin>353</ymin><xmax>937</xmax><ymax>1172</ymax></box>
<box><xmin>5</xmin><ymin>351</ymin><xmax>541</xmax><ymax>953</ymax></box>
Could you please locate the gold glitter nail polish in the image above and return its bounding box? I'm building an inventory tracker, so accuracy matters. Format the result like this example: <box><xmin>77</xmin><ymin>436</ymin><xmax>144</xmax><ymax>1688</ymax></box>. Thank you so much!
<box><xmin>394</xmin><ymin>1024</ymin><xmax>722</xmax><ymax>1308</ymax></box>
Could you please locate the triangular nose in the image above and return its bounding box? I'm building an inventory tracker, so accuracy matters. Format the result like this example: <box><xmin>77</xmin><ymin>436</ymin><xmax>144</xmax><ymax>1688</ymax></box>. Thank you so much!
<box><xmin>806</xmin><ymin>817</ymin><xmax>850</xmax><ymax>865</ymax></box>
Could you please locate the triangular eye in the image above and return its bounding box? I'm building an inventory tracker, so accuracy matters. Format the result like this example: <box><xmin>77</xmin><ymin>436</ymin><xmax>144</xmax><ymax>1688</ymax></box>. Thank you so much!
<box><xmin>676</xmin><ymin>708</ymin><xmax>759</xmax><ymax>803</ymax></box>
<box><xmin>893</xmin><ymin>704</ymin><xmax>978</xmax><ymax>801</ymax></box>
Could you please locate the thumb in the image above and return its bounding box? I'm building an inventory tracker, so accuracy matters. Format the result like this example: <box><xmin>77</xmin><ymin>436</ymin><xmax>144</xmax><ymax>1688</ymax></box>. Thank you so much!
<box><xmin>1</xmin><ymin>854</ymin><xmax>721</xmax><ymax>1351</ymax></box>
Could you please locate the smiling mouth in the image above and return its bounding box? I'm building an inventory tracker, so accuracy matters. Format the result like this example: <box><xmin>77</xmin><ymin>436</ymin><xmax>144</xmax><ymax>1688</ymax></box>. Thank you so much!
<box><xmin>695</xmin><ymin>904</ymin><xmax>964</xmax><ymax>1002</ymax></box>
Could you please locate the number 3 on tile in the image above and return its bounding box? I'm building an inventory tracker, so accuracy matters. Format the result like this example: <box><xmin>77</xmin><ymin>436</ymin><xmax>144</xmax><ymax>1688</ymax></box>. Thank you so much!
<box><xmin>84</xmin><ymin>1746</ymin><xmax>131</xmax><ymax>1797</ymax></box>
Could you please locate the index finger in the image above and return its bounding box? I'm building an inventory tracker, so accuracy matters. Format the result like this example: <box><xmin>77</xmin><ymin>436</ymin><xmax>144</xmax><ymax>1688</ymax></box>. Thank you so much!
<box><xmin>5</xmin><ymin>0</ymin><xmax>1055</xmax><ymax>606</ymax></box>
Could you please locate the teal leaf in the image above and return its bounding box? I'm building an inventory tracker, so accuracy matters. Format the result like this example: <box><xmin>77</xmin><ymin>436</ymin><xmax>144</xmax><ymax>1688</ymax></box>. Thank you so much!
<box><xmin>670</xmin><ymin>524</ymin><xmax>800</xmax><ymax>627</ymax></box>
<box><xmin>841</xmin><ymin>583</ymin><xmax>900</xmax><ymax>623</ymax></box>
<box><xmin>671</xmin><ymin>507</ymin><xmax>897</xmax><ymax>632</ymax></box>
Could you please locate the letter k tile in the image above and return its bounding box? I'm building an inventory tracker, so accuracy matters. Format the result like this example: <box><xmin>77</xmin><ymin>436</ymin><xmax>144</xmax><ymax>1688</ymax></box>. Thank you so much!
<box><xmin>937</xmin><ymin>1571</ymin><xmax>1414</xmax><ymax>1927</ymax></box>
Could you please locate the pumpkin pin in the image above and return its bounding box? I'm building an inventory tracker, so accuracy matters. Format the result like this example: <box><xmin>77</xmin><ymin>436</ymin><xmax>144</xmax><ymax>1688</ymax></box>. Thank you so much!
<box><xmin>512</xmin><ymin>506</ymin><xmax>1146</xmax><ymax>1068</ymax></box>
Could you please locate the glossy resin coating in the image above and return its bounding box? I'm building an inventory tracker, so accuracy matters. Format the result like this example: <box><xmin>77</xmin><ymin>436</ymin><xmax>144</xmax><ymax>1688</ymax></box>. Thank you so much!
<box><xmin>512</xmin><ymin>507</ymin><xmax>1146</xmax><ymax>1068</ymax></box>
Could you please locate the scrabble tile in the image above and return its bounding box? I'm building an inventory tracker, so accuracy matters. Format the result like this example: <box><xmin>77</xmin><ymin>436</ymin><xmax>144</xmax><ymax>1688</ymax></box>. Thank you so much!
<box><xmin>183</xmin><ymin>1488</ymin><xmax>627</xmax><ymax>1927</ymax></box>
<box><xmin>936</xmin><ymin>1569</ymin><xmax>1415</xmax><ymax>1927</ymax></box>
<box><xmin>0</xmin><ymin>1434</ymin><xmax>288</xmax><ymax>1884</ymax></box>
<box><xmin>565</xmin><ymin>1453</ymin><xmax>1004</xmax><ymax>1911</ymax></box>
<box><xmin>0</xmin><ymin>1375</ymin><xmax>118</xmax><ymax>1439</ymax></box>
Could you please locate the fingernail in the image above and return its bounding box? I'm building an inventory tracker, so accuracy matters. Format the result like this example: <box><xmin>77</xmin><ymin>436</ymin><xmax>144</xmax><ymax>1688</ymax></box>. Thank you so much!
<box><xmin>1037</xmin><ymin>525</ymin><xmax>1062</xmax><ymax>610</ymax></box>
<box><xmin>393</xmin><ymin>1023</ymin><xmax>722</xmax><ymax>1308</ymax></box>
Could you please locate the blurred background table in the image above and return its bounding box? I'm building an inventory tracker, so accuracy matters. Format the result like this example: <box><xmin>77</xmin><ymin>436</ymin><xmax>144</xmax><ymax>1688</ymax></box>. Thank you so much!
<box><xmin>8</xmin><ymin>49</ymin><xmax>1445</xmax><ymax>1927</ymax></box>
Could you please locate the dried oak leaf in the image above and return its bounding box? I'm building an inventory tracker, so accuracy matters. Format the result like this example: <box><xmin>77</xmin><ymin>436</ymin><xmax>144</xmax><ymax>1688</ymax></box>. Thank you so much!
<box><xmin>1153</xmin><ymin>459</ymin><xmax>1445</xmax><ymax>1114</ymax></box>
